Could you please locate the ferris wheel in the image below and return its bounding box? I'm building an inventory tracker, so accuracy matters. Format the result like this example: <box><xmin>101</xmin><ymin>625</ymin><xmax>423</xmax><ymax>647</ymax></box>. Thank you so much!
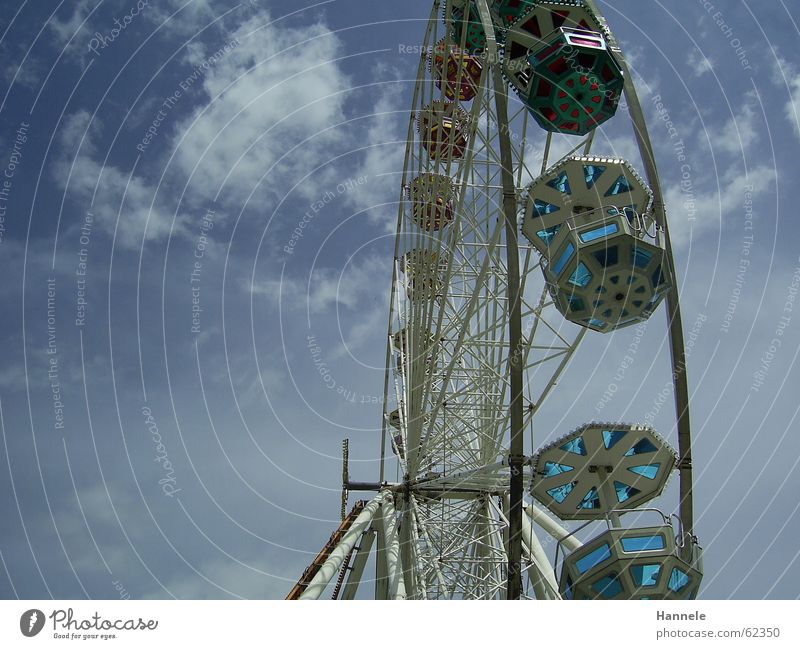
<box><xmin>288</xmin><ymin>0</ymin><xmax>702</xmax><ymax>600</ymax></box>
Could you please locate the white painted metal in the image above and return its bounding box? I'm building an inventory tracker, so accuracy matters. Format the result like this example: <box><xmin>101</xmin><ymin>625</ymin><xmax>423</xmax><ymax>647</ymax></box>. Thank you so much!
<box><xmin>512</xmin><ymin>497</ymin><xmax>560</xmax><ymax>599</ymax></box>
<box><xmin>375</xmin><ymin>511</ymin><xmax>389</xmax><ymax>600</ymax></box>
<box><xmin>494</xmin><ymin>495</ymin><xmax>559</xmax><ymax>600</ymax></box>
<box><xmin>380</xmin><ymin>496</ymin><xmax>407</xmax><ymax>600</ymax></box>
<box><xmin>299</xmin><ymin>493</ymin><xmax>387</xmax><ymax>600</ymax></box>
<box><xmin>525</xmin><ymin>502</ymin><xmax>582</xmax><ymax>554</ymax></box>
<box><xmin>341</xmin><ymin>529</ymin><xmax>375</xmax><ymax>600</ymax></box>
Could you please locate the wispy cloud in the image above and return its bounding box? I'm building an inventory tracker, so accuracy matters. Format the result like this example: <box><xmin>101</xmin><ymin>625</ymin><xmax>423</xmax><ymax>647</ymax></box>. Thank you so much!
<box><xmin>782</xmin><ymin>67</ymin><xmax>800</xmax><ymax>143</ymax></box>
<box><xmin>767</xmin><ymin>52</ymin><xmax>800</xmax><ymax>143</ymax></box>
<box><xmin>250</xmin><ymin>254</ymin><xmax>387</xmax><ymax>317</ymax></box>
<box><xmin>686</xmin><ymin>49</ymin><xmax>714</xmax><ymax>78</ymax></box>
<box><xmin>170</xmin><ymin>12</ymin><xmax>351</xmax><ymax>209</ymax></box>
<box><xmin>341</xmin><ymin>73</ymin><xmax>407</xmax><ymax>230</ymax></box>
<box><xmin>53</xmin><ymin>111</ymin><xmax>181</xmax><ymax>249</ymax></box>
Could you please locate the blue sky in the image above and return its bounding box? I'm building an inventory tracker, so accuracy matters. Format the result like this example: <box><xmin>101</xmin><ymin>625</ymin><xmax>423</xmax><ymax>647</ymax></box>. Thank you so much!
<box><xmin>0</xmin><ymin>0</ymin><xmax>798</xmax><ymax>599</ymax></box>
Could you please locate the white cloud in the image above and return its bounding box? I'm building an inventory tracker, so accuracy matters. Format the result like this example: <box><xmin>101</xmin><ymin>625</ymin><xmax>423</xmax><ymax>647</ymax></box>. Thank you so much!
<box><xmin>47</xmin><ymin>0</ymin><xmax>226</xmax><ymax>67</ymax></box>
<box><xmin>250</xmin><ymin>254</ymin><xmax>387</xmax><ymax>317</ymax></box>
<box><xmin>141</xmin><ymin>552</ymin><xmax>294</xmax><ymax>599</ymax></box>
<box><xmin>3</xmin><ymin>62</ymin><xmax>41</xmax><ymax>90</ymax></box>
<box><xmin>53</xmin><ymin>111</ymin><xmax>181</xmax><ymax>249</ymax></box>
<box><xmin>170</xmin><ymin>12</ymin><xmax>351</xmax><ymax>209</ymax></box>
<box><xmin>639</xmin><ymin>86</ymin><xmax>774</xmax><ymax>249</ymax></box>
<box><xmin>785</xmin><ymin>72</ymin><xmax>800</xmax><ymax>142</ymax></box>
<box><xmin>686</xmin><ymin>50</ymin><xmax>714</xmax><ymax>78</ymax></box>
<box><xmin>340</xmin><ymin>76</ymin><xmax>407</xmax><ymax>230</ymax></box>
<box><xmin>706</xmin><ymin>92</ymin><xmax>760</xmax><ymax>157</ymax></box>
<box><xmin>47</xmin><ymin>0</ymin><xmax>94</xmax><ymax>47</ymax></box>
<box><xmin>0</xmin><ymin>39</ymin><xmax>45</xmax><ymax>90</ymax></box>
<box><xmin>50</xmin><ymin>8</ymin><xmax>363</xmax><ymax>249</ymax></box>
<box><xmin>145</xmin><ymin>0</ymin><xmax>217</xmax><ymax>38</ymax></box>
<box><xmin>308</xmin><ymin>254</ymin><xmax>387</xmax><ymax>314</ymax></box>
<box><xmin>768</xmin><ymin>53</ymin><xmax>800</xmax><ymax>143</ymax></box>
<box><xmin>664</xmin><ymin>163</ymin><xmax>775</xmax><ymax>249</ymax></box>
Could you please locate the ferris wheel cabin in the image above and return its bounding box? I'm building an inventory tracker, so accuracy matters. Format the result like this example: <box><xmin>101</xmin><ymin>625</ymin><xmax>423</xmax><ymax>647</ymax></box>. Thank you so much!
<box><xmin>559</xmin><ymin>523</ymin><xmax>703</xmax><ymax>600</ymax></box>
<box><xmin>407</xmin><ymin>173</ymin><xmax>456</xmax><ymax>231</ymax></box>
<box><xmin>417</xmin><ymin>101</ymin><xmax>471</xmax><ymax>160</ymax></box>
<box><xmin>522</xmin><ymin>156</ymin><xmax>670</xmax><ymax>332</ymax></box>
<box><xmin>432</xmin><ymin>38</ymin><xmax>484</xmax><ymax>102</ymax></box>
<box><xmin>532</xmin><ymin>423</ymin><xmax>700</xmax><ymax>600</ymax></box>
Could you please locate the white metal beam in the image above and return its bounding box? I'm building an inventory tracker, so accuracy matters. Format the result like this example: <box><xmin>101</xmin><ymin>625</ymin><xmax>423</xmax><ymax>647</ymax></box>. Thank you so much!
<box><xmin>341</xmin><ymin>529</ymin><xmax>375</xmax><ymax>600</ymax></box>
<box><xmin>299</xmin><ymin>493</ymin><xmax>387</xmax><ymax>600</ymax></box>
<box><xmin>380</xmin><ymin>495</ymin><xmax>407</xmax><ymax>600</ymax></box>
<box><xmin>525</xmin><ymin>502</ymin><xmax>581</xmax><ymax>554</ymax></box>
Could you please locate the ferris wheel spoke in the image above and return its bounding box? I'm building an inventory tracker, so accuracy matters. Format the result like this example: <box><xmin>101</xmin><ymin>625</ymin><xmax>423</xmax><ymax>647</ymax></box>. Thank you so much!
<box><xmin>414</xmin><ymin>283</ymin><xmax>507</xmax><ymax>462</ymax></box>
<box><xmin>410</xmin><ymin>495</ymin><xmax>449</xmax><ymax>596</ymax></box>
<box><xmin>463</xmin><ymin>504</ymin><xmax>506</xmax><ymax>598</ymax></box>
<box><xmin>437</xmin><ymin>509</ymin><xmax>495</xmax><ymax>597</ymax></box>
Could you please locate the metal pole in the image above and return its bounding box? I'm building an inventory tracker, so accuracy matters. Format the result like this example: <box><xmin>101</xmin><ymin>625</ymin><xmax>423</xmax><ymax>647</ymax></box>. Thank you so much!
<box><xmin>409</xmin><ymin>502</ymin><xmax>428</xmax><ymax>599</ymax></box>
<box><xmin>474</xmin><ymin>0</ymin><xmax>525</xmax><ymax>601</ymax></box>
<box><xmin>410</xmin><ymin>495</ymin><xmax>449</xmax><ymax>598</ymax></box>
<box><xmin>597</xmin><ymin>467</ymin><xmax>622</xmax><ymax>528</ymax></box>
<box><xmin>299</xmin><ymin>493</ymin><xmax>385</xmax><ymax>600</ymax></box>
